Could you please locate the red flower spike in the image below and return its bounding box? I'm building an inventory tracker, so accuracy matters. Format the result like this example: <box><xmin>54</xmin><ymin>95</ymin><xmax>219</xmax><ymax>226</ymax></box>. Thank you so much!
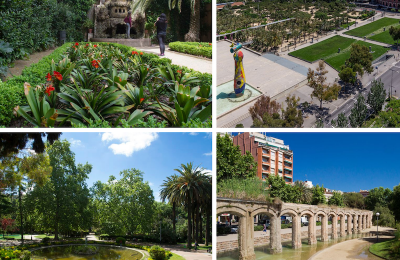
<box><xmin>140</xmin><ymin>98</ymin><xmax>145</xmax><ymax>103</ymax></box>
<box><xmin>119</xmin><ymin>77</ymin><xmax>122</xmax><ymax>82</ymax></box>
<box><xmin>94</xmin><ymin>45</ymin><xmax>97</xmax><ymax>48</ymax></box>
<box><xmin>46</xmin><ymin>73</ymin><xmax>52</xmax><ymax>81</ymax></box>
<box><xmin>45</xmin><ymin>85</ymin><xmax>55</xmax><ymax>96</ymax></box>
<box><xmin>177</xmin><ymin>70</ymin><xmax>182</xmax><ymax>74</ymax></box>
<box><xmin>140</xmin><ymin>52</ymin><xmax>143</xmax><ymax>55</ymax></box>
<box><xmin>53</xmin><ymin>71</ymin><xmax>63</xmax><ymax>81</ymax></box>
<box><xmin>75</xmin><ymin>42</ymin><xmax>79</xmax><ymax>46</ymax></box>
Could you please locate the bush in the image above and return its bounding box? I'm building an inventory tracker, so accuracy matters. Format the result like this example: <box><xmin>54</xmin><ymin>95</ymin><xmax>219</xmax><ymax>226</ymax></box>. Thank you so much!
<box><xmin>41</xmin><ymin>237</ymin><xmax>51</xmax><ymax>243</ymax></box>
<box><xmin>116</xmin><ymin>237</ymin><xmax>126</xmax><ymax>245</ymax></box>
<box><xmin>149</xmin><ymin>245</ymin><xmax>167</xmax><ymax>260</ymax></box>
<box><xmin>169</xmin><ymin>42</ymin><xmax>212</xmax><ymax>58</ymax></box>
<box><xmin>254</xmin><ymin>225</ymin><xmax>264</xmax><ymax>231</ymax></box>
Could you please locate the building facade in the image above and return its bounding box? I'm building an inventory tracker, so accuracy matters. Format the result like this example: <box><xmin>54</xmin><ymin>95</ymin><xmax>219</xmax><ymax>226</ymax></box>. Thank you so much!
<box><xmin>232</xmin><ymin>132</ymin><xmax>293</xmax><ymax>183</ymax></box>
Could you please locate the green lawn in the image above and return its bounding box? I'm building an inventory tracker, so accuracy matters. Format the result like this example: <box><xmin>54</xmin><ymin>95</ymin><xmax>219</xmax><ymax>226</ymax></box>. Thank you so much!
<box><xmin>344</xmin><ymin>17</ymin><xmax>400</xmax><ymax>37</ymax></box>
<box><xmin>289</xmin><ymin>35</ymin><xmax>356</xmax><ymax>62</ymax></box>
<box><xmin>34</xmin><ymin>234</ymin><xmax>56</xmax><ymax>239</ymax></box>
<box><xmin>325</xmin><ymin>40</ymin><xmax>388</xmax><ymax>71</ymax></box>
<box><xmin>369</xmin><ymin>238</ymin><xmax>400</xmax><ymax>260</ymax></box>
<box><xmin>0</xmin><ymin>234</ymin><xmax>32</xmax><ymax>239</ymax></box>
<box><xmin>341</xmin><ymin>21</ymin><xmax>356</xmax><ymax>28</ymax></box>
<box><xmin>369</xmin><ymin>29</ymin><xmax>399</xmax><ymax>45</ymax></box>
<box><xmin>170</xmin><ymin>253</ymin><xmax>186</xmax><ymax>260</ymax></box>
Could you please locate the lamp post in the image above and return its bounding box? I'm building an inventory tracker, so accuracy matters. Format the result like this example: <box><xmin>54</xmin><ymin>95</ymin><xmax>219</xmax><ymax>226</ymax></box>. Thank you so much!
<box><xmin>376</xmin><ymin>212</ymin><xmax>380</xmax><ymax>242</ymax></box>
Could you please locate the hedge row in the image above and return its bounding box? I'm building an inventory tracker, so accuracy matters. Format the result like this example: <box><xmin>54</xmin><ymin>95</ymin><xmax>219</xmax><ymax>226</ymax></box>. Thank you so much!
<box><xmin>0</xmin><ymin>42</ymin><xmax>212</xmax><ymax>126</ymax></box>
<box><xmin>169</xmin><ymin>41</ymin><xmax>212</xmax><ymax>58</ymax></box>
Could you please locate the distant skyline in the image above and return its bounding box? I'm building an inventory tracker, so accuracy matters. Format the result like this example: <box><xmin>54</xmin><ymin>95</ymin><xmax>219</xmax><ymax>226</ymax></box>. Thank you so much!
<box><xmin>231</xmin><ymin>132</ymin><xmax>400</xmax><ymax>192</ymax></box>
<box><xmin>45</xmin><ymin>132</ymin><xmax>212</xmax><ymax>201</ymax></box>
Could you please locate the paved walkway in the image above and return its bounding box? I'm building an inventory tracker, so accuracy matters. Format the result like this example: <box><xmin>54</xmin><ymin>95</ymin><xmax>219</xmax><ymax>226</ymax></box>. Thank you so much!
<box><xmin>309</xmin><ymin>226</ymin><xmax>396</xmax><ymax>260</ymax></box>
<box><xmin>140</xmin><ymin>45</ymin><xmax>212</xmax><ymax>74</ymax></box>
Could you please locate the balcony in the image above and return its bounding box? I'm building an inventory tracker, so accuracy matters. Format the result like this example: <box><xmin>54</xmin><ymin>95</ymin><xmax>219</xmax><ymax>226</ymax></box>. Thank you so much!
<box><xmin>284</xmin><ymin>159</ymin><xmax>292</xmax><ymax>164</ymax></box>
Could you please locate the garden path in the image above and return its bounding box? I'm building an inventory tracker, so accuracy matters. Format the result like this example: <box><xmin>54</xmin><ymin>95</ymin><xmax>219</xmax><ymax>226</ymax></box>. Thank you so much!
<box><xmin>140</xmin><ymin>46</ymin><xmax>212</xmax><ymax>74</ymax></box>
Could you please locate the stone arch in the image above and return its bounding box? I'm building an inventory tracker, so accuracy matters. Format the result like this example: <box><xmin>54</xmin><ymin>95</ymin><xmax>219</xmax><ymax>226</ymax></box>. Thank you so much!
<box><xmin>280</xmin><ymin>208</ymin><xmax>303</xmax><ymax>249</ymax></box>
<box><xmin>337</xmin><ymin>212</ymin><xmax>346</xmax><ymax>237</ymax></box>
<box><xmin>327</xmin><ymin>211</ymin><xmax>338</xmax><ymax>239</ymax></box>
<box><xmin>251</xmin><ymin>208</ymin><xmax>282</xmax><ymax>254</ymax></box>
<box><xmin>217</xmin><ymin>205</ymin><xmax>246</xmax><ymax>217</ymax></box>
<box><xmin>316</xmin><ymin>211</ymin><xmax>329</xmax><ymax>241</ymax></box>
<box><xmin>299</xmin><ymin>210</ymin><xmax>317</xmax><ymax>245</ymax></box>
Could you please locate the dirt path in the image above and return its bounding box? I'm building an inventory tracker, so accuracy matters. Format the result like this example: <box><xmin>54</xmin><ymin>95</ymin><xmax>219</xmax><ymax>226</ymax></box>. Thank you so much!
<box><xmin>5</xmin><ymin>48</ymin><xmax>56</xmax><ymax>80</ymax></box>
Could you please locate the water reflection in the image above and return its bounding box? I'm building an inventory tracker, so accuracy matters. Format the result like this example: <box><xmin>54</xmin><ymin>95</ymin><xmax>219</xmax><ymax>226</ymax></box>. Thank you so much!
<box><xmin>217</xmin><ymin>233</ymin><xmax>373</xmax><ymax>260</ymax></box>
<box><xmin>31</xmin><ymin>245</ymin><xmax>142</xmax><ymax>260</ymax></box>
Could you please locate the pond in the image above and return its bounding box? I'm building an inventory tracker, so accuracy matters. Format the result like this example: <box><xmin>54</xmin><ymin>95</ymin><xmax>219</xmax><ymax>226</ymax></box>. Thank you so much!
<box><xmin>31</xmin><ymin>245</ymin><xmax>143</xmax><ymax>260</ymax></box>
<box><xmin>217</xmin><ymin>232</ymin><xmax>374</xmax><ymax>260</ymax></box>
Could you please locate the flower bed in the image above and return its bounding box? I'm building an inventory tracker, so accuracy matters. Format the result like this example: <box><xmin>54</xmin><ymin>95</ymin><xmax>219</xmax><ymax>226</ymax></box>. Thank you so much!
<box><xmin>168</xmin><ymin>42</ymin><xmax>212</xmax><ymax>59</ymax></box>
<box><xmin>0</xmin><ymin>42</ymin><xmax>212</xmax><ymax>128</ymax></box>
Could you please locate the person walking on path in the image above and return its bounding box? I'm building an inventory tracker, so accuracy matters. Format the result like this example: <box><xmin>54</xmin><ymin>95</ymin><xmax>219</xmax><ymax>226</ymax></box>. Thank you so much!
<box><xmin>263</xmin><ymin>224</ymin><xmax>267</xmax><ymax>232</ymax></box>
<box><xmin>154</xmin><ymin>13</ymin><xmax>167</xmax><ymax>56</ymax></box>
<box><xmin>124</xmin><ymin>11</ymin><xmax>132</xmax><ymax>39</ymax></box>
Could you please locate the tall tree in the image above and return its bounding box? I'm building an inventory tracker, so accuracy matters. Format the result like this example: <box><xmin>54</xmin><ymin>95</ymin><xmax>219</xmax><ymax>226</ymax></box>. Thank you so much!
<box><xmin>281</xmin><ymin>95</ymin><xmax>304</xmax><ymax>128</ymax></box>
<box><xmin>217</xmin><ymin>133</ymin><xmax>257</xmax><ymax>181</ymax></box>
<box><xmin>169</xmin><ymin>0</ymin><xmax>201</xmax><ymax>41</ymax></box>
<box><xmin>331</xmin><ymin>112</ymin><xmax>348</xmax><ymax>128</ymax></box>
<box><xmin>344</xmin><ymin>43</ymin><xmax>373</xmax><ymax>77</ymax></box>
<box><xmin>328</xmin><ymin>191</ymin><xmax>344</xmax><ymax>207</ymax></box>
<box><xmin>349</xmin><ymin>94</ymin><xmax>368</xmax><ymax>128</ymax></box>
<box><xmin>160</xmin><ymin>175</ymin><xmax>180</xmax><ymax>244</ymax></box>
<box><xmin>365</xmin><ymin>187</ymin><xmax>392</xmax><ymax>210</ymax></box>
<box><xmin>307</xmin><ymin>61</ymin><xmax>341</xmax><ymax>109</ymax></box>
<box><xmin>249</xmin><ymin>95</ymin><xmax>281</xmax><ymax>125</ymax></box>
<box><xmin>367</xmin><ymin>79</ymin><xmax>386</xmax><ymax>115</ymax></box>
<box><xmin>311</xmin><ymin>185</ymin><xmax>326</xmax><ymax>205</ymax></box>
<box><xmin>390</xmin><ymin>184</ymin><xmax>400</xmax><ymax>223</ymax></box>
<box><xmin>389</xmin><ymin>26</ymin><xmax>400</xmax><ymax>45</ymax></box>
<box><xmin>344</xmin><ymin>192</ymin><xmax>365</xmax><ymax>209</ymax></box>
<box><xmin>293</xmin><ymin>181</ymin><xmax>312</xmax><ymax>204</ymax></box>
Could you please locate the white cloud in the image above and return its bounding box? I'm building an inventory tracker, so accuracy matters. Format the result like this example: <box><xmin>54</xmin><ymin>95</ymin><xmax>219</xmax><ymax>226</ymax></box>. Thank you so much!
<box><xmin>204</xmin><ymin>133</ymin><xmax>212</xmax><ymax>138</ymax></box>
<box><xmin>149</xmin><ymin>182</ymin><xmax>154</xmax><ymax>186</ymax></box>
<box><xmin>69</xmin><ymin>138</ymin><xmax>83</xmax><ymax>147</ymax></box>
<box><xmin>189</xmin><ymin>132</ymin><xmax>199</xmax><ymax>136</ymax></box>
<box><xmin>203</xmin><ymin>152</ymin><xmax>212</xmax><ymax>156</ymax></box>
<box><xmin>101</xmin><ymin>132</ymin><xmax>158</xmax><ymax>157</ymax></box>
<box><xmin>202</xmin><ymin>169</ymin><xmax>212</xmax><ymax>176</ymax></box>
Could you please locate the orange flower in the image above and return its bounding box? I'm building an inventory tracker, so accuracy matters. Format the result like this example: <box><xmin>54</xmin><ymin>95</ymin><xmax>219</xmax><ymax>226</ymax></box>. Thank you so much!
<box><xmin>45</xmin><ymin>85</ymin><xmax>55</xmax><ymax>96</ymax></box>
<box><xmin>199</xmin><ymin>45</ymin><xmax>202</xmax><ymax>47</ymax></box>
<box><xmin>86</xmin><ymin>44</ymin><xmax>89</xmax><ymax>47</ymax></box>
<box><xmin>94</xmin><ymin>45</ymin><xmax>97</xmax><ymax>48</ymax></box>
<box><xmin>177</xmin><ymin>70</ymin><xmax>182</xmax><ymax>74</ymax></box>
<box><xmin>119</xmin><ymin>77</ymin><xmax>122</xmax><ymax>82</ymax></box>
<box><xmin>132</xmin><ymin>51</ymin><xmax>138</xmax><ymax>55</ymax></box>
<box><xmin>140</xmin><ymin>98</ymin><xmax>145</xmax><ymax>103</ymax></box>
<box><xmin>147</xmin><ymin>68</ymin><xmax>149</xmax><ymax>71</ymax></box>
<box><xmin>75</xmin><ymin>42</ymin><xmax>79</xmax><ymax>46</ymax></box>
<box><xmin>91</xmin><ymin>60</ymin><xmax>99</xmax><ymax>68</ymax></box>
<box><xmin>53</xmin><ymin>71</ymin><xmax>63</xmax><ymax>81</ymax></box>
<box><xmin>46</xmin><ymin>73</ymin><xmax>52</xmax><ymax>81</ymax></box>
<box><xmin>209</xmin><ymin>43</ymin><xmax>212</xmax><ymax>46</ymax></box>
<box><xmin>140</xmin><ymin>52</ymin><xmax>143</xmax><ymax>55</ymax></box>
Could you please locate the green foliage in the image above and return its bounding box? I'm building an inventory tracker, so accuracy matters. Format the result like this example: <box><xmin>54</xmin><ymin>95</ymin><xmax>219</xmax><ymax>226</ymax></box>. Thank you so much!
<box><xmin>339</xmin><ymin>67</ymin><xmax>356</xmax><ymax>85</ymax></box>
<box><xmin>344</xmin><ymin>192</ymin><xmax>365</xmax><ymax>209</ymax></box>
<box><xmin>328</xmin><ymin>191</ymin><xmax>344</xmax><ymax>207</ymax></box>
<box><xmin>116</xmin><ymin>237</ymin><xmax>126</xmax><ymax>245</ymax></box>
<box><xmin>365</xmin><ymin>187</ymin><xmax>393</xmax><ymax>210</ymax></box>
<box><xmin>345</xmin><ymin>43</ymin><xmax>374</xmax><ymax>77</ymax></box>
<box><xmin>370</xmin><ymin>237</ymin><xmax>400</xmax><ymax>260</ymax></box>
<box><xmin>169</xmin><ymin>42</ymin><xmax>212</xmax><ymax>58</ymax></box>
<box><xmin>217</xmin><ymin>133</ymin><xmax>257</xmax><ymax>182</ymax></box>
<box><xmin>367</xmin><ymin>79</ymin><xmax>386</xmax><ymax>115</ymax></box>
<box><xmin>150</xmin><ymin>245</ymin><xmax>167</xmax><ymax>260</ymax></box>
<box><xmin>311</xmin><ymin>185</ymin><xmax>326</xmax><ymax>205</ymax></box>
<box><xmin>373</xmin><ymin>204</ymin><xmax>395</xmax><ymax>227</ymax></box>
<box><xmin>281</xmin><ymin>95</ymin><xmax>303</xmax><ymax>127</ymax></box>
<box><xmin>41</xmin><ymin>237</ymin><xmax>51</xmax><ymax>243</ymax></box>
<box><xmin>217</xmin><ymin>177</ymin><xmax>269</xmax><ymax>201</ymax></box>
<box><xmin>0</xmin><ymin>248</ymin><xmax>31</xmax><ymax>260</ymax></box>
<box><xmin>390</xmin><ymin>184</ymin><xmax>400</xmax><ymax>223</ymax></box>
<box><xmin>331</xmin><ymin>112</ymin><xmax>348</xmax><ymax>128</ymax></box>
<box><xmin>349</xmin><ymin>94</ymin><xmax>368</xmax><ymax>128</ymax></box>
<box><xmin>266</xmin><ymin>175</ymin><xmax>301</xmax><ymax>203</ymax></box>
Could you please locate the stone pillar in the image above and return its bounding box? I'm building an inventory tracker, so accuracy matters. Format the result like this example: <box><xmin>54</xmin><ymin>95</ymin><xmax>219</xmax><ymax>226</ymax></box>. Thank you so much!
<box><xmin>238</xmin><ymin>214</ymin><xmax>255</xmax><ymax>260</ymax></box>
<box><xmin>347</xmin><ymin>215</ymin><xmax>353</xmax><ymax>235</ymax></box>
<box><xmin>270</xmin><ymin>215</ymin><xmax>282</xmax><ymax>254</ymax></box>
<box><xmin>354</xmin><ymin>215</ymin><xmax>359</xmax><ymax>233</ymax></box>
<box><xmin>308</xmin><ymin>214</ymin><xmax>317</xmax><ymax>245</ymax></box>
<box><xmin>292</xmin><ymin>215</ymin><xmax>302</xmax><ymax>249</ymax></box>
<box><xmin>358</xmin><ymin>215</ymin><xmax>362</xmax><ymax>232</ymax></box>
<box><xmin>321</xmin><ymin>215</ymin><xmax>328</xmax><ymax>242</ymax></box>
<box><xmin>340</xmin><ymin>215</ymin><xmax>346</xmax><ymax>237</ymax></box>
<box><xmin>331</xmin><ymin>215</ymin><xmax>338</xmax><ymax>239</ymax></box>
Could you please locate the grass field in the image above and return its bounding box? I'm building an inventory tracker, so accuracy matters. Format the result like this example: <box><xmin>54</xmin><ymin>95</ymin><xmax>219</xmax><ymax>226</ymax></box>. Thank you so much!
<box><xmin>289</xmin><ymin>35</ymin><xmax>388</xmax><ymax>71</ymax></box>
<box><xmin>344</xmin><ymin>17</ymin><xmax>399</xmax><ymax>37</ymax></box>
<box><xmin>289</xmin><ymin>35</ymin><xmax>356</xmax><ymax>62</ymax></box>
<box><xmin>325</xmin><ymin>40</ymin><xmax>388</xmax><ymax>71</ymax></box>
<box><xmin>369</xmin><ymin>238</ymin><xmax>400</xmax><ymax>260</ymax></box>
<box><xmin>369</xmin><ymin>29</ymin><xmax>399</xmax><ymax>45</ymax></box>
<box><xmin>0</xmin><ymin>234</ymin><xmax>29</xmax><ymax>239</ymax></box>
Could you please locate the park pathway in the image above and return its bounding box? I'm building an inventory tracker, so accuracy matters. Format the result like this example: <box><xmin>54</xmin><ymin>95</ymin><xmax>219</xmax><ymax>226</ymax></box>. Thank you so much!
<box><xmin>85</xmin><ymin>234</ymin><xmax>212</xmax><ymax>260</ymax></box>
<box><xmin>139</xmin><ymin>46</ymin><xmax>212</xmax><ymax>74</ymax></box>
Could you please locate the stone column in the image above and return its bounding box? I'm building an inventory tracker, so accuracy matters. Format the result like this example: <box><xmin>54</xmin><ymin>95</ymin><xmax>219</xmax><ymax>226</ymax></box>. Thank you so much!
<box><xmin>292</xmin><ymin>215</ymin><xmax>302</xmax><ymax>249</ymax></box>
<box><xmin>347</xmin><ymin>215</ymin><xmax>353</xmax><ymax>235</ymax></box>
<box><xmin>321</xmin><ymin>215</ymin><xmax>328</xmax><ymax>242</ymax></box>
<box><xmin>308</xmin><ymin>214</ymin><xmax>317</xmax><ymax>245</ymax></box>
<box><xmin>331</xmin><ymin>215</ymin><xmax>338</xmax><ymax>239</ymax></box>
<box><xmin>340</xmin><ymin>215</ymin><xmax>346</xmax><ymax>237</ymax></box>
<box><xmin>270</xmin><ymin>215</ymin><xmax>282</xmax><ymax>254</ymax></box>
<box><xmin>354</xmin><ymin>215</ymin><xmax>358</xmax><ymax>233</ymax></box>
<box><xmin>238</xmin><ymin>214</ymin><xmax>255</xmax><ymax>260</ymax></box>
<box><xmin>358</xmin><ymin>215</ymin><xmax>362</xmax><ymax>232</ymax></box>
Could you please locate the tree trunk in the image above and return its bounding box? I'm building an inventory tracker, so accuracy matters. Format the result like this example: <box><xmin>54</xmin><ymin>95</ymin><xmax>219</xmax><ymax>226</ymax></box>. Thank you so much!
<box><xmin>205</xmin><ymin>207</ymin><xmax>210</xmax><ymax>246</ymax></box>
<box><xmin>184</xmin><ymin>0</ymin><xmax>200</xmax><ymax>42</ymax></box>
<box><xmin>19</xmin><ymin>185</ymin><xmax>24</xmax><ymax>245</ymax></box>
<box><xmin>55</xmin><ymin>200</ymin><xmax>59</xmax><ymax>240</ymax></box>
<box><xmin>195</xmin><ymin>205</ymin><xmax>199</xmax><ymax>244</ymax></box>
<box><xmin>172</xmin><ymin>202</ymin><xmax>176</xmax><ymax>244</ymax></box>
<box><xmin>187</xmin><ymin>199</ymin><xmax>192</xmax><ymax>249</ymax></box>
<box><xmin>199</xmin><ymin>209</ymin><xmax>203</xmax><ymax>243</ymax></box>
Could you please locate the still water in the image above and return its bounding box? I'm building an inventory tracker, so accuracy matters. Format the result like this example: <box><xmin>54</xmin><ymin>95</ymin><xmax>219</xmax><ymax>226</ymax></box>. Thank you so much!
<box><xmin>218</xmin><ymin>233</ymin><xmax>377</xmax><ymax>260</ymax></box>
<box><xmin>31</xmin><ymin>245</ymin><xmax>143</xmax><ymax>260</ymax></box>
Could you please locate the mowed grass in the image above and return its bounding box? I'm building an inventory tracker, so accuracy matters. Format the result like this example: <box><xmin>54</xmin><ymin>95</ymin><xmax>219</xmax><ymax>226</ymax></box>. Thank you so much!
<box><xmin>344</xmin><ymin>17</ymin><xmax>399</xmax><ymax>37</ymax></box>
<box><xmin>289</xmin><ymin>35</ymin><xmax>355</xmax><ymax>62</ymax></box>
<box><xmin>369</xmin><ymin>238</ymin><xmax>400</xmax><ymax>260</ymax></box>
<box><xmin>369</xmin><ymin>29</ymin><xmax>399</xmax><ymax>45</ymax></box>
<box><xmin>325</xmin><ymin>40</ymin><xmax>388</xmax><ymax>71</ymax></box>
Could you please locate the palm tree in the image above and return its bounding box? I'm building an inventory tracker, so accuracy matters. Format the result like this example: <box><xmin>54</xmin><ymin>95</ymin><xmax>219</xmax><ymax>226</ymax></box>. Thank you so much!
<box><xmin>294</xmin><ymin>180</ymin><xmax>312</xmax><ymax>204</ymax></box>
<box><xmin>169</xmin><ymin>0</ymin><xmax>200</xmax><ymax>42</ymax></box>
<box><xmin>160</xmin><ymin>175</ymin><xmax>181</xmax><ymax>244</ymax></box>
<box><xmin>173</xmin><ymin>162</ymin><xmax>211</xmax><ymax>248</ymax></box>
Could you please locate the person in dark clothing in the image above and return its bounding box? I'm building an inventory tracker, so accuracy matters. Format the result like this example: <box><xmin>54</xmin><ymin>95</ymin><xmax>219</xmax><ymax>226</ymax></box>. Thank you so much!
<box><xmin>124</xmin><ymin>11</ymin><xmax>132</xmax><ymax>39</ymax></box>
<box><xmin>154</xmin><ymin>13</ymin><xmax>167</xmax><ymax>56</ymax></box>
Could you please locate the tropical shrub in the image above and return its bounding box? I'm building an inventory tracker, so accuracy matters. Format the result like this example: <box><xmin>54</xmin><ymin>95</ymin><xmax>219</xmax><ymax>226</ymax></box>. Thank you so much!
<box><xmin>149</xmin><ymin>245</ymin><xmax>167</xmax><ymax>260</ymax></box>
<box><xmin>116</xmin><ymin>237</ymin><xmax>126</xmax><ymax>245</ymax></box>
<box><xmin>169</xmin><ymin>42</ymin><xmax>212</xmax><ymax>58</ymax></box>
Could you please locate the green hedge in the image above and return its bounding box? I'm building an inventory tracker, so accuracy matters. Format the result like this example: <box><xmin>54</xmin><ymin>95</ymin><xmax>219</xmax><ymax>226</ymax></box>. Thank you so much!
<box><xmin>0</xmin><ymin>42</ymin><xmax>212</xmax><ymax>126</ymax></box>
<box><xmin>169</xmin><ymin>42</ymin><xmax>212</xmax><ymax>58</ymax></box>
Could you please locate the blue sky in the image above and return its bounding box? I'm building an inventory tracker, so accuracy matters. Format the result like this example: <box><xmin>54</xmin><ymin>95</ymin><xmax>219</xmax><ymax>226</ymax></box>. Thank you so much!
<box><xmin>57</xmin><ymin>132</ymin><xmax>212</xmax><ymax>201</ymax></box>
<box><xmin>234</xmin><ymin>132</ymin><xmax>400</xmax><ymax>192</ymax></box>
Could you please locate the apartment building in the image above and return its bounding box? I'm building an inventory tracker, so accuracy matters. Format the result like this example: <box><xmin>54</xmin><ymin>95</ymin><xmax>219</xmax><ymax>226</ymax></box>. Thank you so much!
<box><xmin>232</xmin><ymin>132</ymin><xmax>293</xmax><ymax>183</ymax></box>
